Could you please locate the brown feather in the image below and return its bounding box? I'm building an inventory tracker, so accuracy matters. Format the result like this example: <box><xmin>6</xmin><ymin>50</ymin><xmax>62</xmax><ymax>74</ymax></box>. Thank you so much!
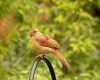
<box><xmin>52</xmin><ymin>49</ymin><xmax>71</xmax><ymax>71</ymax></box>
<box><xmin>37</xmin><ymin>36</ymin><xmax>60</xmax><ymax>49</ymax></box>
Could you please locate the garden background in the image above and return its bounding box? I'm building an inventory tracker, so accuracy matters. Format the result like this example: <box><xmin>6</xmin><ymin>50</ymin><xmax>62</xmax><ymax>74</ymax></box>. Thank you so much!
<box><xmin>0</xmin><ymin>0</ymin><xmax>100</xmax><ymax>80</ymax></box>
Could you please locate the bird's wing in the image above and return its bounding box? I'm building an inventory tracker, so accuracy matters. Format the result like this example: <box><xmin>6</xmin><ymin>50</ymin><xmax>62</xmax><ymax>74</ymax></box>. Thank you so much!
<box><xmin>36</xmin><ymin>35</ymin><xmax>60</xmax><ymax>49</ymax></box>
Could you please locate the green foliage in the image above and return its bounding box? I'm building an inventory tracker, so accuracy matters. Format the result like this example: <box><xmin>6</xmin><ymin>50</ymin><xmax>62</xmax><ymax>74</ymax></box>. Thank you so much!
<box><xmin>0</xmin><ymin>0</ymin><xmax>100</xmax><ymax>80</ymax></box>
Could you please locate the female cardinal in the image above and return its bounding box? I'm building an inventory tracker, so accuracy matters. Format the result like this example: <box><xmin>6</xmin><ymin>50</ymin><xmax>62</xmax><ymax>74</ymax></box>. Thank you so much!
<box><xmin>29</xmin><ymin>27</ymin><xmax>70</xmax><ymax>71</ymax></box>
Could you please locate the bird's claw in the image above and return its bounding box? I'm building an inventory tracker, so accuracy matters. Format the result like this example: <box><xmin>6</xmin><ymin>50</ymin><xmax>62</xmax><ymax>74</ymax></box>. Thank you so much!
<box><xmin>36</xmin><ymin>54</ymin><xmax>45</xmax><ymax>59</ymax></box>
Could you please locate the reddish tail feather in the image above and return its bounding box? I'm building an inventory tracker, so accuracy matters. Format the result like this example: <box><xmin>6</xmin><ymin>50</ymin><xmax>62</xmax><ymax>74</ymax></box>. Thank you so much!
<box><xmin>52</xmin><ymin>49</ymin><xmax>71</xmax><ymax>71</ymax></box>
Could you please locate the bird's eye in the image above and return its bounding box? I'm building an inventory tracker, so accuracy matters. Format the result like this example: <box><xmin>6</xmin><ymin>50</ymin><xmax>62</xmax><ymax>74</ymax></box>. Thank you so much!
<box><xmin>33</xmin><ymin>30</ymin><xmax>36</xmax><ymax>33</ymax></box>
<box><xmin>31</xmin><ymin>30</ymin><xmax>37</xmax><ymax>34</ymax></box>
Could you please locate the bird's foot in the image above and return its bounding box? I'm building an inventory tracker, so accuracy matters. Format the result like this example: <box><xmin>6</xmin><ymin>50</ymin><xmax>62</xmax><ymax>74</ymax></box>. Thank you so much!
<box><xmin>36</xmin><ymin>54</ymin><xmax>45</xmax><ymax>59</ymax></box>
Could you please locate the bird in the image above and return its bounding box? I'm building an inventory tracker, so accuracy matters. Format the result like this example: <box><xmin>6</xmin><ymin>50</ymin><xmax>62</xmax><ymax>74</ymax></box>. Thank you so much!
<box><xmin>29</xmin><ymin>27</ymin><xmax>71</xmax><ymax>71</ymax></box>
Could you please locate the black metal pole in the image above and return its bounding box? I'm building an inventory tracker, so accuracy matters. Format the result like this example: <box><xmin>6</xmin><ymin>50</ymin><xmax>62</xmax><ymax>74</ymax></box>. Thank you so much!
<box><xmin>29</xmin><ymin>54</ymin><xmax>56</xmax><ymax>80</ymax></box>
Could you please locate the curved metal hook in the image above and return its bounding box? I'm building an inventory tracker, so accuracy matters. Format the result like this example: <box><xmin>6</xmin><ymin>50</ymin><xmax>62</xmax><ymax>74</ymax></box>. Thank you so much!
<box><xmin>29</xmin><ymin>54</ymin><xmax>56</xmax><ymax>80</ymax></box>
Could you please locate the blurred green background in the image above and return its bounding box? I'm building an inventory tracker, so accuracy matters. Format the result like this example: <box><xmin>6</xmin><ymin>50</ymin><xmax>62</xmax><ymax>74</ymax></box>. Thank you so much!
<box><xmin>0</xmin><ymin>0</ymin><xmax>100</xmax><ymax>80</ymax></box>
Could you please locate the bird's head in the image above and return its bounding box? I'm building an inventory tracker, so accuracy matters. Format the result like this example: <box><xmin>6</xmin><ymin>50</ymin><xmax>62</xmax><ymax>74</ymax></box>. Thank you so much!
<box><xmin>29</xmin><ymin>27</ymin><xmax>38</xmax><ymax>37</ymax></box>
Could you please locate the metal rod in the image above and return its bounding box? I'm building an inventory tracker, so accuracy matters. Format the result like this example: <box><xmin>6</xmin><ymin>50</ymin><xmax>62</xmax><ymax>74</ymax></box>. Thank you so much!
<box><xmin>29</xmin><ymin>54</ymin><xmax>56</xmax><ymax>80</ymax></box>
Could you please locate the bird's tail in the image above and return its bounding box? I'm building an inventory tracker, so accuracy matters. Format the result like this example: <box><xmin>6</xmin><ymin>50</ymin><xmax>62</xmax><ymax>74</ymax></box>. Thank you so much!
<box><xmin>52</xmin><ymin>49</ymin><xmax>71</xmax><ymax>71</ymax></box>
